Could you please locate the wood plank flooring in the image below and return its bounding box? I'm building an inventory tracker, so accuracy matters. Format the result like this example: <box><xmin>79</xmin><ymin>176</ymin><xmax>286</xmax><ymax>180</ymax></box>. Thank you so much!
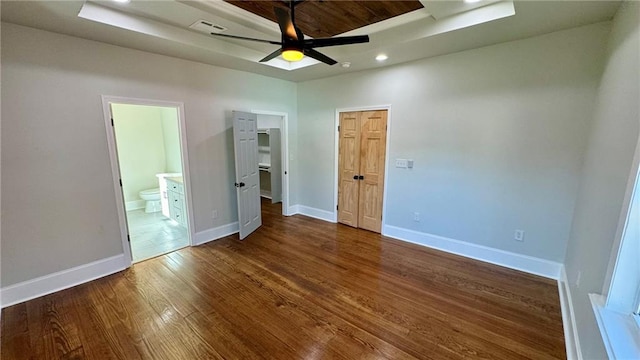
<box><xmin>1</xmin><ymin>199</ymin><xmax>566</xmax><ymax>359</ymax></box>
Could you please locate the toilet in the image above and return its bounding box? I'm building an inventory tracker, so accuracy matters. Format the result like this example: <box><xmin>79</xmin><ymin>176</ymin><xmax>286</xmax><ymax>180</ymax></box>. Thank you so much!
<box><xmin>139</xmin><ymin>188</ymin><xmax>161</xmax><ymax>213</ymax></box>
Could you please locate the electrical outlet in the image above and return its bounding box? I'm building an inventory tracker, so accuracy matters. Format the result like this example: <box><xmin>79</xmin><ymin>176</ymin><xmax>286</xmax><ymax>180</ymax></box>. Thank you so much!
<box><xmin>396</xmin><ymin>159</ymin><xmax>408</xmax><ymax>168</ymax></box>
<box><xmin>212</xmin><ymin>210</ymin><xmax>218</xmax><ymax>219</ymax></box>
<box><xmin>413</xmin><ymin>212</ymin><xmax>420</xmax><ymax>222</ymax></box>
<box><xmin>514</xmin><ymin>229</ymin><xmax>525</xmax><ymax>242</ymax></box>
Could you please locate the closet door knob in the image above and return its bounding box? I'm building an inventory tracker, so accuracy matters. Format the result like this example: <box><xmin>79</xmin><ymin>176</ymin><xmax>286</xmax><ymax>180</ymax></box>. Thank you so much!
<box><xmin>353</xmin><ymin>175</ymin><xmax>359</xmax><ymax>180</ymax></box>
<box><xmin>358</xmin><ymin>175</ymin><xmax>364</xmax><ymax>180</ymax></box>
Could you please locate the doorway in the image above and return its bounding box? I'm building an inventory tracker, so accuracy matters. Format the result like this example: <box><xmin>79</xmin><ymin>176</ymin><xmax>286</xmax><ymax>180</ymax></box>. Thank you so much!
<box><xmin>103</xmin><ymin>97</ymin><xmax>194</xmax><ymax>264</ymax></box>
<box><xmin>335</xmin><ymin>108</ymin><xmax>390</xmax><ymax>233</ymax></box>
<box><xmin>254</xmin><ymin>110</ymin><xmax>290</xmax><ymax>216</ymax></box>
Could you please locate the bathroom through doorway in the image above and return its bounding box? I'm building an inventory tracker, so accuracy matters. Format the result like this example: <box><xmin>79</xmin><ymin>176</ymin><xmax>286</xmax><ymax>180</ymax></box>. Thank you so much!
<box><xmin>103</xmin><ymin>97</ymin><xmax>194</xmax><ymax>264</ymax></box>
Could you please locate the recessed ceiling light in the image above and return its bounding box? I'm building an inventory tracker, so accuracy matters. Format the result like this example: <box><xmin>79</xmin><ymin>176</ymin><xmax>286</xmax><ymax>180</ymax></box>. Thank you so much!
<box><xmin>464</xmin><ymin>0</ymin><xmax>481</xmax><ymax>3</ymax></box>
<box><xmin>341</xmin><ymin>62</ymin><xmax>351</xmax><ymax>68</ymax></box>
<box><xmin>113</xmin><ymin>0</ymin><xmax>130</xmax><ymax>3</ymax></box>
<box><xmin>375</xmin><ymin>54</ymin><xmax>388</xmax><ymax>61</ymax></box>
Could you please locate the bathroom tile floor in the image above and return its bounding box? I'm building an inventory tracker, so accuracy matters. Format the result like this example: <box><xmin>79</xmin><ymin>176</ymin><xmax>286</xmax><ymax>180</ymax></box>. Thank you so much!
<box><xmin>126</xmin><ymin>209</ymin><xmax>189</xmax><ymax>263</ymax></box>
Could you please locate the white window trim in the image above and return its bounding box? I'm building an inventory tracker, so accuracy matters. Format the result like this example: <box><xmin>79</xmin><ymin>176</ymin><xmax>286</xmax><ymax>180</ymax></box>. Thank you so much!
<box><xmin>593</xmin><ymin>138</ymin><xmax>640</xmax><ymax>359</ymax></box>
<box><xmin>591</xmin><ymin>294</ymin><xmax>640</xmax><ymax>359</ymax></box>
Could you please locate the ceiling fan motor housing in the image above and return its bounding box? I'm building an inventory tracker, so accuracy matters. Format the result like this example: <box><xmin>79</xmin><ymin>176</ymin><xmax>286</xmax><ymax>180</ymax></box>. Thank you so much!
<box><xmin>210</xmin><ymin>1</ymin><xmax>370</xmax><ymax>65</ymax></box>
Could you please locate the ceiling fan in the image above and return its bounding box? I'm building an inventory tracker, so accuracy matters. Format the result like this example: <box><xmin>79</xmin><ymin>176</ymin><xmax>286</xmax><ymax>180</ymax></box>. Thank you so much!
<box><xmin>210</xmin><ymin>1</ymin><xmax>370</xmax><ymax>65</ymax></box>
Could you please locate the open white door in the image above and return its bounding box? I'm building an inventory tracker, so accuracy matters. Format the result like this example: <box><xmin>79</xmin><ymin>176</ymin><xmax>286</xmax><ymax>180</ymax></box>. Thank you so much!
<box><xmin>233</xmin><ymin>111</ymin><xmax>262</xmax><ymax>239</ymax></box>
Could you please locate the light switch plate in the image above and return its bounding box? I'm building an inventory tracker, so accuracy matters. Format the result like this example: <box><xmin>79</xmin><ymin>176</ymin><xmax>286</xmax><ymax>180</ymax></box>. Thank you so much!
<box><xmin>396</xmin><ymin>159</ymin><xmax>408</xmax><ymax>168</ymax></box>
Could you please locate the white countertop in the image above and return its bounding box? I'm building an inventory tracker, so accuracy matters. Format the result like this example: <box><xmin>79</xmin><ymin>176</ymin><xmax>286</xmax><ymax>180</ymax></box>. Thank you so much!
<box><xmin>166</xmin><ymin>176</ymin><xmax>183</xmax><ymax>184</ymax></box>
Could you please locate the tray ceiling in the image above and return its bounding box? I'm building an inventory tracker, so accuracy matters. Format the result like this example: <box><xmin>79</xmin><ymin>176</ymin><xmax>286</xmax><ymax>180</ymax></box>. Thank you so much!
<box><xmin>225</xmin><ymin>1</ymin><xmax>425</xmax><ymax>38</ymax></box>
<box><xmin>0</xmin><ymin>1</ymin><xmax>622</xmax><ymax>82</ymax></box>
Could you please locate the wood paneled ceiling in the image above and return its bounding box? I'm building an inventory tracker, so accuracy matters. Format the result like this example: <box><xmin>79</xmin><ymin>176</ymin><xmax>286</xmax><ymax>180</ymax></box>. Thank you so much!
<box><xmin>225</xmin><ymin>1</ymin><xmax>425</xmax><ymax>38</ymax></box>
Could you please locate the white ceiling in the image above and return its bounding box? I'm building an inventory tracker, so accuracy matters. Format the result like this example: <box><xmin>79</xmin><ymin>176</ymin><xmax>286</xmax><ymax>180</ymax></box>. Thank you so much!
<box><xmin>1</xmin><ymin>0</ymin><xmax>620</xmax><ymax>82</ymax></box>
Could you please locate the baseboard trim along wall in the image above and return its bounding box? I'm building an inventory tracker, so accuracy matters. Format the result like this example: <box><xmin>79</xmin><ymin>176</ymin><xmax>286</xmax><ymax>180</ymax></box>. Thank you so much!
<box><xmin>291</xmin><ymin>205</ymin><xmax>337</xmax><ymax>223</ymax></box>
<box><xmin>125</xmin><ymin>200</ymin><xmax>145</xmax><ymax>211</ymax></box>
<box><xmin>0</xmin><ymin>220</ymin><xmax>241</xmax><ymax>308</ymax></box>
<box><xmin>559</xmin><ymin>266</ymin><xmax>583</xmax><ymax>360</ymax></box>
<box><xmin>288</xmin><ymin>204</ymin><xmax>562</xmax><ymax>279</ymax></box>
<box><xmin>288</xmin><ymin>205</ymin><xmax>299</xmax><ymax>216</ymax></box>
<box><xmin>383</xmin><ymin>225</ymin><xmax>562</xmax><ymax>279</ymax></box>
<box><xmin>0</xmin><ymin>254</ymin><xmax>128</xmax><ymax>309</ymax></box>
<box><xmin>193</xmin><ymin>222</ymin><xmax>239</xmax><ymax>246</ymax></box>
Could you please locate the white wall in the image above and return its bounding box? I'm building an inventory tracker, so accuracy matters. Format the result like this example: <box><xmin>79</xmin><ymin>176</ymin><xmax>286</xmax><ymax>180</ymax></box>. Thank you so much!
<box><xmin>563</xmin><ymin>2</ymin><xmax>640</xmax><ymax>358</ymax></box>
<box><xmin>0</xmin><ymin>18</ymin><xmax>3</xmax><ymax>299</ymax></box>
<box><xmin>296</xmin><ymin>23</ymin><xmax>609</xmax><ymax>262</ymax></box>
<box><xmin>112</xmin><ymin>104</ymin><xmax>168</xmax><ymax>202</ymax></box>
<box><xmin>0</xmin><ymin>23</ymin><xmax>297</xmax><ymax>287</ymax></box>
<box><xmin>257</xmin><ymin>114</ymin><xmax>282</xmax><ymax>129</ymax></box>
<box><xmin>160</xmin><ymin>107</ymin><xmax>182</xmax><ymax>174</ymax></box>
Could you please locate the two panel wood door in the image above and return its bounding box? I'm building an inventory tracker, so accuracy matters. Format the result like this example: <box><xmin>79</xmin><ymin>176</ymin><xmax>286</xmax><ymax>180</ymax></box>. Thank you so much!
<box><xmin>338</xmin><ymin>110</ymin><xmax>387</xmax><ymax>233</ymax></box>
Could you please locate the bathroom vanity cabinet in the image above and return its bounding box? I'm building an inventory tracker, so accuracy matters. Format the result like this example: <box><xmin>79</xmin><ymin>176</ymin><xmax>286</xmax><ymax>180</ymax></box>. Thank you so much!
<box><xmin>166</xmin><ymin>177</ymin><xmax>187</xmax><ymax>227</ymax></box>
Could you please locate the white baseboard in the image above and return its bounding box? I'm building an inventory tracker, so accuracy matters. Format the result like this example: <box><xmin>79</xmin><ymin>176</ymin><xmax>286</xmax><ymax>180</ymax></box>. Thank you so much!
<box><xmin>193</xmin><ymin>222</ymin><xmax>239</xmax><ymax>246</ymax></box>
<box><xmin>0</xmin><ymin>254</ymin><xmax>127</xmax><ymax>308</ymax></box>
<box><xmin>288</xmin><ymin>205</ymin><xmax>300</xmax><ymax>216</ymax></box>
<box><xmin>382</xmin><ymin>225</ymin><xmax>562</xmax><ymax>280</ymax></box>
<box><xmin>559</xmin><ymin>266</ymin><xmax>582</xmax><ymax>360</ymax></box>
<box><xmin>291</xmin><ymin>205</ymin><xmax>336</xmax><ymax>223</ymax></box>
<box><xmin>125</xmin><ymin>200</ymin><xmax>145</xmax><ymax>211</ymax></box>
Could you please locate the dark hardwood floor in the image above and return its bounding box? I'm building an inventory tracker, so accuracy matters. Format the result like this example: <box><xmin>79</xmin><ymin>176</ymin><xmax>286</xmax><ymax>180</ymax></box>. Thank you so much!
<box><xmin>1</xmin><ymin>199</ymin><xmax>566</xmax><ymax>359</ymax></box>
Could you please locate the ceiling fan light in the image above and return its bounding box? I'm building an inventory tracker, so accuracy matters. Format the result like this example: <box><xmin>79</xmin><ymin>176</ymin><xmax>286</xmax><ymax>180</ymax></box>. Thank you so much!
<box><xmin>282</xmin><ymin>49</ymin><xmax>304</xmax><ymax>62</ymax></box>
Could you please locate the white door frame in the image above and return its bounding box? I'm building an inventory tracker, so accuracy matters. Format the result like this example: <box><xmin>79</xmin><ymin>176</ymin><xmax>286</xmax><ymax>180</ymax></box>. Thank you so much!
<box><xmin>101</xmin><ymin>95</ymin><xmax>195</xmax><ymax>266</ymax></box>
<box><xmin>334</xmin><ymin>105</ymin><xmax>392</xmax><ymax>229</ymax></box>
<box><xmin>251</xmin><ymin>109</ymin><xmax>291</xmax><ymax>216</ymax></box>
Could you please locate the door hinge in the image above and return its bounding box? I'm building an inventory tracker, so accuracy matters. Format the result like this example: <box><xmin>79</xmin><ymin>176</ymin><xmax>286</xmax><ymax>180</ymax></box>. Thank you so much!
<box><xmin>338</xmin><ymin>126</ymin><xmax>340</xmax><ymax>132</ymax></box>
<box><xmin>111</xmin><ymin>118</ymin><xmax>114</xmax><ymax>126</ymax></box>
<box><xmin>336</xmin><ymin>204</ymin><xmax>339</xmax><ymax>210</ymax></box>
<box><xmin>127</xmin><ymin>234</ymin><xmax>130</xmax><ymax>242</ymax></box>
<box><xmin>119</xmin><ymin>179</ymin><xmax>122</xmax><ymax>187</ymax></box>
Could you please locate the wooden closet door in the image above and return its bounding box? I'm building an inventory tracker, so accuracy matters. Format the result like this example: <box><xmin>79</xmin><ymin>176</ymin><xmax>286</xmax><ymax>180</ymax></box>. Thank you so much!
<box><xmin>337</xmin><ymin>112</ymin><xmax>361</xmax><ymax>227</ymax></box>
<box><xmin>357</xmin><ymin>110</ymin><xmax>387</xmax><ymax>233</ymax></box>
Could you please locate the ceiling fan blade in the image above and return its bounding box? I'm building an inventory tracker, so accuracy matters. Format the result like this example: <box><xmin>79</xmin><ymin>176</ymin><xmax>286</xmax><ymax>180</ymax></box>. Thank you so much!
<box><xmin>274</xmin><ymin>7</ymin><xmax>298</xmax><ymax>40</ymax></box>
<box><xmin>303</xmin><ymin>48</ymin><xmax>337</xmax><ymax>66</ymax></box>
<box><xmin>305</xmin><ymin>35</ymin><xmax>370</xmax><ymax>49</ymax></box>
<box><xmin>295</xmin><ymin>27</ymin><xmax>305</xmax><ymax>42</ymax></box>
<box><xmin>259</xmin><ymin>49</ymin><xmax>283</xmax><ymax>63</ymax></box>
<box><xmin>210</xmin><ymin>32</ymin><xmax>282</xmax><ymax>45</ymax></box>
